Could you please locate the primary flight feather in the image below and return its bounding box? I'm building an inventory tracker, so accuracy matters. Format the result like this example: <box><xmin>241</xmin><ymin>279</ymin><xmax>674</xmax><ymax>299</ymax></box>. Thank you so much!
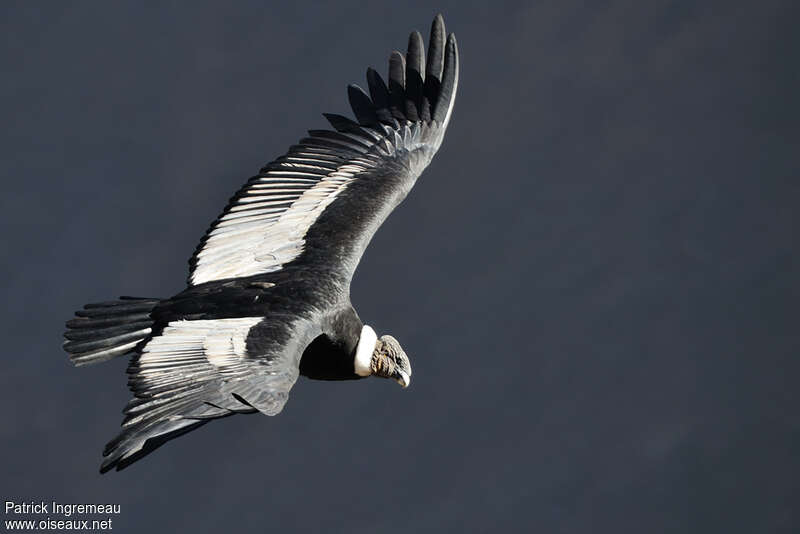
<box><xmin>63</xmin><ymin>14</ymin><xmax>458</xmax><ymax>473</ymax></box>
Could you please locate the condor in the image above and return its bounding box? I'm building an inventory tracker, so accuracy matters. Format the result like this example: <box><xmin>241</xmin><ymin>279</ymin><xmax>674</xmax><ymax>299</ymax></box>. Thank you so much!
<box><xmin>64</xmin><ymin>14</ymin><xmax>458</xmax><ymax>473</ymax></box>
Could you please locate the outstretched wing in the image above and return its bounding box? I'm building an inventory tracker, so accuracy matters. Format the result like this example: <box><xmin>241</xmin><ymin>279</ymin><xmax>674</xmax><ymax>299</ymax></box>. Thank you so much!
<box><xmin>101</xmin><ymin>314</ymin><xmax>316</xmax><ymax>472</ymax></box>
<box><xmin>188</xmin><ymin>15</ymin><xmax>458</xmax><ymax>286</ymax></box>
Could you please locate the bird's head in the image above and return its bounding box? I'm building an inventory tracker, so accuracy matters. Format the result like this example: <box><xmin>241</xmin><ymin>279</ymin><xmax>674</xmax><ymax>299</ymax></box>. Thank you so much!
<box><xmin>371</xmin><ymin>335</ymin><xmax>412</xmax><ymax>388</ymax></box>
<box><xmin>354</xmin><ymin>326</ymin><xmax>412</xmax><ymax>387</ymax></box>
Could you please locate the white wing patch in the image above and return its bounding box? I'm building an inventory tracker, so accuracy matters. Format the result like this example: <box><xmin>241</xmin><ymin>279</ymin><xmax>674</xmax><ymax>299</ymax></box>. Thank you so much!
<box><xmin>123</xmin><ymin>315</ymin><xmax>303</xmax><ymax>428</ymax></box>
<box><xmin>188</xmin><ymin>123</ymin><xmax>435</xmax><ymax>287</ymax></box>
<box><xmin>190</xmin><ymin>162</ymin><xmax>371</xmax><ymax>285</ymax></box>
<box><xmin>138</xmin><ymin>317</ymin><xmax>263</xmax><ymax>377</ymax></box>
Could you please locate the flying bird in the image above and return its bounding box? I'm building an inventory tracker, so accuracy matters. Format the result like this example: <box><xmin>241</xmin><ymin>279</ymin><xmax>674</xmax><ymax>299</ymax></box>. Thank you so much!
<box><xmin>63</xmin><ymin>15</ymin><xmax>458</xmax><ymax>472</ymax></box>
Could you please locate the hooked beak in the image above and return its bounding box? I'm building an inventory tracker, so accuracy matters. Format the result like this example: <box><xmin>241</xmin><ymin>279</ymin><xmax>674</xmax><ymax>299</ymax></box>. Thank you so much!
<box><xmin>393</xmin><ymin>369</ymin><xmax>411</xmax><ymax>389</ymax></box>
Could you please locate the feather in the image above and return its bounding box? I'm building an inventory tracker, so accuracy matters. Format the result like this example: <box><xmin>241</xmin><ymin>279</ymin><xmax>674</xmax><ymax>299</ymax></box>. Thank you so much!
<box><xmin>404</xmin><ymin>31</ymin><xmax>424</xmax><ymax>122</ymax></box>
<box><xmin>347</xmin><ymin>84</ymin><xmax>378</xmax><ymax>126</ymax></box>
<box><xmin>388</xmin><ymin>51</ymin><xmax>406</xmax><ymax>121</ymax></box>
<box><xmin>433</xmin><ymin>33</ymin><xmax>459</xmax><ymax>124</ymax></box>
<box><xmin>423</xmin><ymin>14</ymin><xmax>446</xmax><ymax>121</ymax></box>
<box><xmin>366</xmin><ymin>68</ymin><xmax>395</xmax><ymax>125</ymax></box>
<box><xmin>323</xmin><ymin>113</ymin><xmax>360</xmax><ymax>133</ymax></box>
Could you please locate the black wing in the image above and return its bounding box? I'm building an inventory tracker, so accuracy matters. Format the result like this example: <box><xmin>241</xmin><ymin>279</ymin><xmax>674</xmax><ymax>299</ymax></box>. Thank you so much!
<box><xmin>188</xmin><ymin>15</ymin><xmax>458</xmax><ymax>286</ymax></box>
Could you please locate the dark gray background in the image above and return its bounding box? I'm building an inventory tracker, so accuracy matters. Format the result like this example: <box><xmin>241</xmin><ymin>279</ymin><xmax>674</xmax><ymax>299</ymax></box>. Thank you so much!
<box><xmin>2</xmin><ymin>1</ymin><xmax>797</xmax><ymax>532</ymax></box>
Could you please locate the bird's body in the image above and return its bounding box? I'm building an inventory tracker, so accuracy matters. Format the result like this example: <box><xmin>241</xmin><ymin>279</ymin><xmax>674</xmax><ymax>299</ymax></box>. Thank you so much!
<box><xmin>63</xmin><ymin>15</ymin><xmax>458</xmax><ymax>472</ymax></box>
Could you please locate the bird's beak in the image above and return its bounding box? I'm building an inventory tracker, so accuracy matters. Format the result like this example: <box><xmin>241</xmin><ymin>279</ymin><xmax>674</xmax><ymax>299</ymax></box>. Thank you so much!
<box><xmin>393</xmin><ymin>369</ymin><xmax>411</xmax><ymax>389</ymax></box>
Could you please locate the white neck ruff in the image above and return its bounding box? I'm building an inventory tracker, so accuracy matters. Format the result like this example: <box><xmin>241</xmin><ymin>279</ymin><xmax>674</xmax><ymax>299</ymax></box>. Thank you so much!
<box><xmin>354</xmin><ymin>325</ymin><xmax>377</xmax><ymax>376</ymax></box>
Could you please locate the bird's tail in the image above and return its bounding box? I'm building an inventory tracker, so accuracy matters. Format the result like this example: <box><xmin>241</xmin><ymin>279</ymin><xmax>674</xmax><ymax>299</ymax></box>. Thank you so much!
<box><xmin>63</xmin><ymin>296</ymin><xmax>160</xmax><ymax>366</ymax></box>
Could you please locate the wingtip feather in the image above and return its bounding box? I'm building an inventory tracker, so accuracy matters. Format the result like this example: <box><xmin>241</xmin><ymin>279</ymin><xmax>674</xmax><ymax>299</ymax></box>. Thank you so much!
<box><xmin>426</xmin><ymin>14</ymin><xmax>446</xmax><ymax>82</ymax></box>
<box><xmin>432</xmin><ymin>32</ymin><xmax>458</xmax><ymax>125</ymax></box>
<box><xmin>347</xmin><ymin>84</ymin><xmax>379</xmax><ymax>126</ymax></box>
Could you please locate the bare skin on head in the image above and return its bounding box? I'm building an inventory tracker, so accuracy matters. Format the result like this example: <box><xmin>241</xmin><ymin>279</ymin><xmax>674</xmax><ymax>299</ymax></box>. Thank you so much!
<box><xmin>371</xmin><ymin>335</ymin><xmax>412</xmax><ymax>388</ymax></box>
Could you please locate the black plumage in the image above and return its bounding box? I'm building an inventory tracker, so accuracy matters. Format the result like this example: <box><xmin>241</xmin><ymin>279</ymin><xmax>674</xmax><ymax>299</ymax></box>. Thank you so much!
<box><xmin>388</xmin><ymin>51</ymin><xmax>407</xmax><ymax>121</ymax></box>
<box><xmin>347</xmin><ymin>84</ymin><xmax>379</xmax><ymax>126</ymax></box>
<box><xmin>404</xmin><ymin>31</ymin><xmax>425</xmax><ymax>122</ymax></box>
